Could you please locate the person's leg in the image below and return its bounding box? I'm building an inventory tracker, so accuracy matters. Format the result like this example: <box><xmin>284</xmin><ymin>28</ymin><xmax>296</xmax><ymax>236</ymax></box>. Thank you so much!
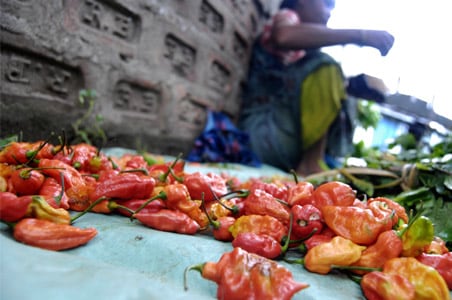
<box><xmin>297</xmin><ymin>64</ymin><xmax>345</xmax><ymax>175</ymax></box>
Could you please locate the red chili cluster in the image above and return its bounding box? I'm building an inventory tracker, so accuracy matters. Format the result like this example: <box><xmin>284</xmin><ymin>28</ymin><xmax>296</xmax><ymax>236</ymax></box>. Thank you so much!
<box><xmin>1</xmin><ymin>140</ymin><xmax>451</xmax><ymax>300</ymax></box>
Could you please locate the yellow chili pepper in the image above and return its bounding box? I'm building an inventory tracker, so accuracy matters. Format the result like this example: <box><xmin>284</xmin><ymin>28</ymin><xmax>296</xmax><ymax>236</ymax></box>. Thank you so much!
<box><xmin>383</xmin><ymin>257</ymin><xmax>450</xmax><ymax>300</ymax></box>
<box><xmin>304</xmin><ymin>236</ymin><xmax>366</xmax><ymax>274</ymax></box>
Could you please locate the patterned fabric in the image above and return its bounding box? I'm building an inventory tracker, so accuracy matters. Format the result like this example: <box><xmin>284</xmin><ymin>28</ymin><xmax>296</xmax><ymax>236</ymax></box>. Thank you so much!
<box><xmin>187</xmin><ymin>110</ymin><xmax>261</xmax><ymax>167</ymax></box>
<box><xmin>260</xmin><ymin>9</ymin><xmax>306</xmax><ymax>65</ymax></box>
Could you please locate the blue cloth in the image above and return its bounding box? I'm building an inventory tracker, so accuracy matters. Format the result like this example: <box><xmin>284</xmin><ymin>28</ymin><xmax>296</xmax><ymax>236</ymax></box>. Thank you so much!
<box><xmin>187</xmin><ymin>110</ymin><xmax>261</xmax><ymax>167</ymax></box>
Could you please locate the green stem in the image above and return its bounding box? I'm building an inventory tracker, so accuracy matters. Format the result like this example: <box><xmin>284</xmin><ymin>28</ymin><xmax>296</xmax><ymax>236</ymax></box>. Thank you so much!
<box><xmin>131</xmin><ymin>191</ymin><xmax>167</xmax><ymax>219</ymax></box>
<box><xmin>70</xmin><ymin>196</ymin><xmax>107</xmax><ymax>223</ymax></box>
<box><xmin>120</xmin><ymin>168</ymin><xmax>149</xmax><ymax>176</ymax></box>
<box><xmin>183</xmin><ymin>263</ymin><xmax>205</xmax><ymax>291</ymax></box>
<box><xmin>331</xmin><ymin>265</ymin><xmax>381</xmax><ymax>272</ymax></box>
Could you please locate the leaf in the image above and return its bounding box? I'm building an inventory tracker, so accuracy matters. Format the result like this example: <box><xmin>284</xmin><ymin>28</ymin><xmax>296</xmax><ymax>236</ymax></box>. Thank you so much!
<box><xmin>422</xmin><ymin>198</ymin><xmax>452</xmax><ymax>244</ymax></box>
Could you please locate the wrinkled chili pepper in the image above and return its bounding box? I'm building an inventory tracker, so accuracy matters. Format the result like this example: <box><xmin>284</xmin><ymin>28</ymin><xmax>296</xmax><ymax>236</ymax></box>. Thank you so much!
<box><xmin>416</xmin><ymin>252</ymin><xmax>452</xmax><ymax>290</ymax></box>
<box><xmin>361</xmin><ymin>271</ymin><xmax>415</xmax><ymax>300</ymax></box>
<box><xmin>38</xmin><ymin>158</ymin><xmax>85</xmax><ymax>190</ymax></box>
<box><xmin>184</xmin><ymin>247</ymin><xmax>309</xmax><ymax>300</ymax></box>
<box><xmin>400</xmin><ymin>215</ymin><xmax>434</xmax><ymax>257</ymax></box>
<box><xmin>201</xmin><ymin>196</ymin><xmax>235</xmax><ymax>242</ymax></box>
<box><xmin>350</xmin><ymin>229</ymin><xmax>403</xmax><ymax>275</ymax></box>
<box><xmin>160</xmin><ymin>183</ymin><xmax>209</xmax><ymax>228</ymax></box>
<box><xmin>287</xmin><ymin>181</ymin><xmax>315</xmax><ymax>207</ymax></box>
<box><xmin>383</xmin><ymin>257</ymin><xmax>450</xmax><ymax>300</ymax></box>
<box><xmin>285</xmin><ymin>236</ymin><xmax>366</xmax><ymax>274</ymax></box>
<box><xmin>89</xmin><ymin>172</ymin><xmax>156</xmax><ymax>201</ymax></box>
<box><xmin>232</xmin><ymin>232</ymin><xmax>282</xmax><ymax>259</ymax></box>
<box><xmin>134</xmin><ymin>209</ymin><xmax>199</xmax><ymax>235</ymax></box>
<box><xmin>423</xmin><ymin>236</ymin><xmax>449</xmax><ymax>255</ymax></box>
<box><xmin>231</xmin><ymin>213</ymin><xmax>294</xmax><ymax>259</ymax></box>
<box><xmin>13</xmin><ymin>218</ymin><xmax>97</xmax><ymax>251</ymax></box>
<box><xmin>116</xmin><ymin>198</ymin><xmax>166</xmax><ymax>217</ymax></box>
<box><xmin>368</xmin><ymin>196</ymin><xmax>409</xmax><ymax>224</ymax></box>
<box><xmin>183</xmin><ymin>172</ymin><xmax>228</xmax><ymax>202</ymax></box>
<box><xmin>0</xmin><ymin>141</ymin><xmax>42</xmax><ymax>164</ymax></box>
<box><xmin>302</xmin><ymin>236</ymin><xmax>366</xmax><ymax>274</ymax></box>
<box><xmin>0</xmin><ymin>191</ymin><xmax>31</xmax><ymax>222</ymax></box>
<box><xmin>321</xmin><ymin>205</ymin><xmax>392</xmax><ymax>245</ymax></box>
<box><xmin>311</xmin><ymin>181</ymin><xmax>356</xmax><ymax>210</ymax></box>
<box><xmin>27</xmin><ymin>195</ymin><xmax>71</xmax><ymax>224</ymax></box>
<box><xmin>248</xmin><ymin>179</ymin><xmax>289</xmax><ymax>202</ymax></box>
<box><xmin>10</xmin><ymin>168</ymin><xmax>45</xmax><ymax>196</ymax></box>
<box><xmin>39</xmin><ymin>177</ymin><xmax>70</xmax><ymax>209</ymax></box>
<box><xmin>291</xmin><ymin>204</ymin><xmax>324</xmax><ymax>240</ymax></box>
<box><xmin>0</xmin><ymin>192</ymin><xmax>70</xmax><ymax>224</ymax></box>
<box><xmin>229</xmin><ymin>214</ymin><xmax>288</xmax><ymax>242</ymax></box>
<box><xmin>243</xmin><ymin>188</ymin><xmax>290</xmax><ymax>224</ymax></box>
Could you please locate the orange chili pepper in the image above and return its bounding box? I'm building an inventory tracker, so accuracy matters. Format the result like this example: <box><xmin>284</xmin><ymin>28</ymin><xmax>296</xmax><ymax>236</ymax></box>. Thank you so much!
<box><xmin>321</xmin><ymin>205</ymin><xmax>390</xmax><ymax>245</ymax></box>
<box><xmin>229</xmin><ymin>214</ymin><xmax>288</xmax><ymax>242</ymax></box>
<box><xmin>184</xmin><ymin>247</ymin><xmax>309</xmax><ymax>300</ymax></box>
<box><xmin>243</xmin><ymin>188</ymin><xmax>290</xmax><ymax>224</ymax></box>
<box><xmin>383</xmin><ymin>257</ymin><xmax>450</xmax><ymax>300</ymax></box>
<box><xmin>13</xmin><ymin>218</ymin><xmax>97</xmax><ymax>251</ymax></box>
<box><xmin>303</xmin><ymin>236</ymin><xmax>366</xmax><ymax>274</ymax></box>
<box><xmin>361</xmin><ymin>271</ymin><xmax>415</xmax><ymax>300</ymax></box>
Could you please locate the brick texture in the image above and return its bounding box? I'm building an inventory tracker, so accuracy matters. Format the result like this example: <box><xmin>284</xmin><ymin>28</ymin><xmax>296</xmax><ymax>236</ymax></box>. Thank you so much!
<box><xmin>0</xmin><ymin>0</ymin><xmax>277</xmax><ymax>156</ymax></box>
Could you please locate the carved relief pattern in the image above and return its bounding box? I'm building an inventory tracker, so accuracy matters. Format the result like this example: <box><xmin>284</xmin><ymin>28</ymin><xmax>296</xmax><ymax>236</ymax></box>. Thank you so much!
<box><xmin>209</xmin><ymin>60</ymin><xmax>231</xmax><ymax>92</ymax></box>
<box><xmin>233</xmin><ymin>31</ymin><xmax>248</xmax><ymax>61</ymax></box>
<box><xmin>114</xmin><ymin>80</ymin><xmax>161</xmax><ymax>115</ymax></box>
<box><xmin>79</xmin><ymin>0</ymin><xmax>137</xmax><ymax>41</ymax></box>
<box><xmin>164</xmin><ymin>34</ymin><xmax>196</xmax><ymax>78</ymax></box>
<box><xmin>199</xmin><ymin>0</ymin><xmax>224</xmax><ymax>34</ymax></box>
<box><xmin>177</xmin><ymin>94</ymin><xmax>206</xmax><ymax>130</ymax></box>
<box><xmin>1</xmin><ymin>47</ymin><xmax>82</xmax><ymax>102</ymax></box>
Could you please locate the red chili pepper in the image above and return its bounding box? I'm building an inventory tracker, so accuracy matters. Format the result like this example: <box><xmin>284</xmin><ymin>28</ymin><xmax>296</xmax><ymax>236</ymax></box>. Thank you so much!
<box><xmin>361</xmin><ymin>271</ymin><xmax>416</xmax><ymax>300</ymax></box>
<box><xmin>13</xmin><ymin>218</ymin><xmax>97</xmax><ymax>251</ymax></box>
<box><xmin>416</xmin><ymin>252</ymin><xmax>452</xmax><ymax>290</ymax></box>
<box><xmin>311</xmin><ymin>181</ymin><xmax>356</xmax><ymax>210</ymax></box>
<box><xmin>351</xmin><ymin>229</ymin><xmax>403</xmax><ymax>275</ymax></box>
<box><xmin>291</xmin><ymin>204</ymin><xmax>324</xmax><ymax>240</ymax></box>
<box><xmin>243</xmin><ymin>188</ymin><xmax>290</xmax><ymax>224</ymax></box>
<box><xmin>248</xmin><ymin>179</ymin><xmax>288</xmax><ymax>202</ymax></box>
<box><xmin>300</xmin><ymin>233</ymin><xmax>334</xmax><ymax>253</ymax></box>
<box><xmin>232</xmin><ymin>232</ymin><xmax>282</xmax><ymax>259</ymax></box>
<box><xmin>368</xmin><ymin>196</ymin><xmax>409</xmax><ymax>224</ymax></box>
<box><xmin>184</xmin><ymin>247</ymin><xmax>309</xmax><ymax>300</ymax></box>
<box><xmin>38</xmin><ymin>158</ymin><xmax>85</xmax><ymax>190</ymax></box>
<box><xmin>183</xmin><ymin>172</ymin><xmax>228</xmax><ymax>202</ymax></box>
<box><xmin>116</xmin><ymin>198</ymin><xmax>166</xmax><ymax>217</ymax></box>
<box><xmin>287</xmin><ymin>181</ymin><xmax>315</xmax><ymax>207</ymax></box>
<box><xmin>423</xmin><ymin>236</ymin><xmax>449</xmax><ymax>255</ymax></box>
<box><xmin>10</xmin><ymin>168</ymin><xmax>45</xmax><ymax>196</ymax></box>
<box><xmin>0</xmin><ymin>191</ymin><xmax>32</xmax><ymax>222</ymax></box>
<box><xmin>134</xmin><ymin>209</ymin><xmax>199</xmax><ymax>235</ymax></box>
<box><xmin>229</xmin><ymin>214</ymin><xmax>288</xmax><ymax>243</ymax></box>
<box><xmin>161</xmin><ymin>183</ymin><xmax>209</xmax><ymax>228</ymax></box>
<box><xmin>0</xmin><ymin>142</ymin><xmax>38</xmax><ymax>164</ymax></box>
<box><xmin>210</xmin><ymin>216</ymin><xmax>236</xmax><ymax>242</ymax></box>
<box><xmin>89</xmin><ymin>172</ymin><xmax>156</xmax><ymax>201</ymax></box>
<box><xmin>38</xmin><ymin>177</ymin><xmax>70</xmax><ymax>209</ymax></box>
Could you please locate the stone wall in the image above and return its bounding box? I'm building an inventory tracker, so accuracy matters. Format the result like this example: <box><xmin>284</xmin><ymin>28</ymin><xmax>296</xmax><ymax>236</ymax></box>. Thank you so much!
<box><xmin>0</xmin><ymin>0</ymin><xmax>277</xmax><ymax>156</ymax></box>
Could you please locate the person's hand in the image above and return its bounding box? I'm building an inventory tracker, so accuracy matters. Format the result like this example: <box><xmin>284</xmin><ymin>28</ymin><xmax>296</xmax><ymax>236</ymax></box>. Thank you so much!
<box><xmin>361</xmin><ymin>30</ymin><xmax>395</xmax><ymax>56</ymax></box>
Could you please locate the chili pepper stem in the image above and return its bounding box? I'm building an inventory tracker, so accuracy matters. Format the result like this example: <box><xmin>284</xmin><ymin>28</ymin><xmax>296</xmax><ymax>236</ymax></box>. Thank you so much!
<box><xmin>158</xmin><ymin>153</ymin><xmax>183</xmax><ymax>183</ymax></box>
<box><xmin>330</xmin><ymin>265</ymin><xmax>382</xmax><ymax>272</ymax></box>
<box><xmin>70</xmin><ymin>196</ymin><xmax>108</xmax><ymax>223</ymax></box>
<box><xmin>1</xmin><ymin>220</ymin><xmax>16</xmax><ymax>229</ymax></box>
<box><xmin>183</xmin><ymin>263</ymin><xmax>205</xmax><ymax>291</ymax></box>
<box><xmin>283</xmin><ymin>257</ymin><xmax>305</xmax><ymax>265</ymax></box>
<box><xmin>279</xmin><ymin>212</ymin><xmax>294</xmax><ymax>255</ymax></box>
<box><xmin>200</xmin><ymin>193</ymin><xmax>220</xmax><ymax>230</ymax></box>
<box><xmin>131</xmin><ymin>191</ymin><xmax>167</xmax><ymax>219</ymax></box>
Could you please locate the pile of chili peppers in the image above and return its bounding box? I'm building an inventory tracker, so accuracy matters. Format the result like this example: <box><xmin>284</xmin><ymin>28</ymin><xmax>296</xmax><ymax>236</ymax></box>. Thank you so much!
<box><xmin>1</xmin><ymin>140</ymin><xmax>451</xmax><ymax>300</ymax></box>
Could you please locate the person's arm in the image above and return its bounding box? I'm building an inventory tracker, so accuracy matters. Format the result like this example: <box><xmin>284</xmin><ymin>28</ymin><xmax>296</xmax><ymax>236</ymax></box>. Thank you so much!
<box><xmin>270</xmin><ymin>23</ymin><xmax>394</xmax><ymax>56</ymax></box>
